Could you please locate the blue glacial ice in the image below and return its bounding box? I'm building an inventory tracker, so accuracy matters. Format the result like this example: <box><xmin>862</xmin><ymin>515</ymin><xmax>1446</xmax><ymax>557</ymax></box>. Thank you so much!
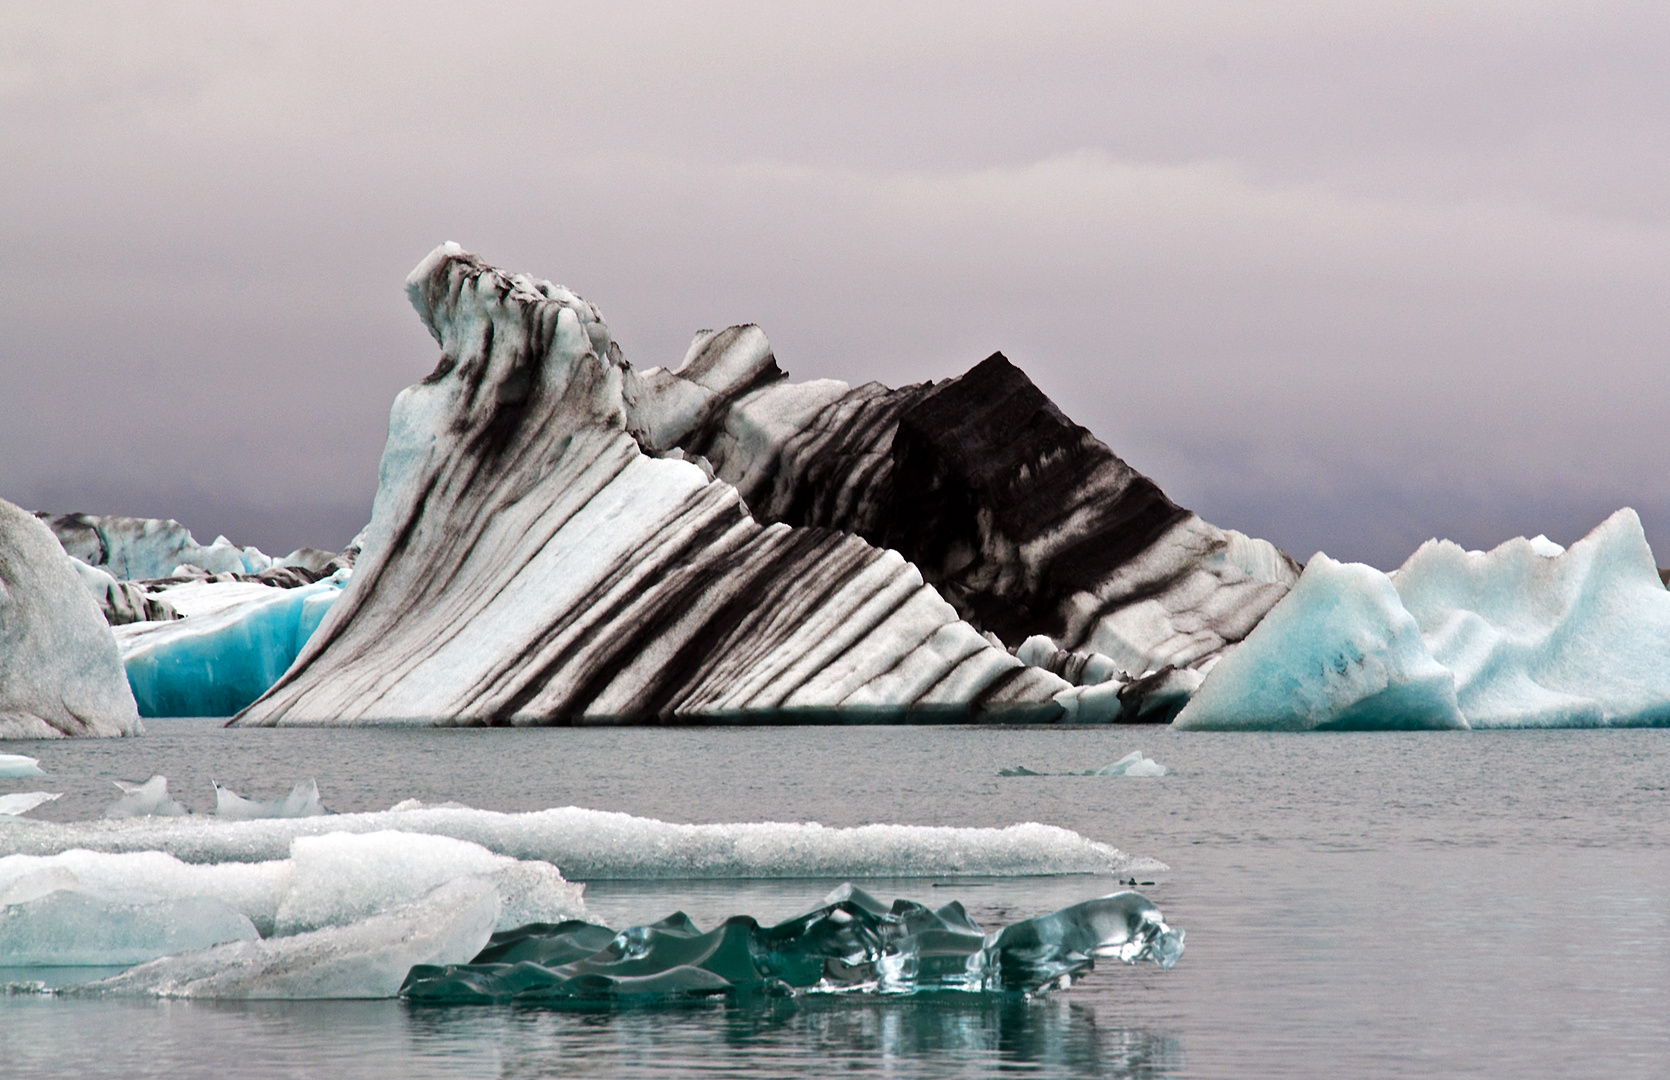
<box><xmin>116</xmin><ymin>570</ymin><xmax>348</xmax><ymax>717</ymax></box>
<box><xmin>400</xmin><ymin>883</ymin><xmax>1183</xmax><ymax>1004</ymax></box>
<box><xmin>0</xmin><ymin>754</ymin><xmax>46</xmax><ymax>778</ymax></box>
<box><xmin>1175</xmin><ymin>508</ymin><xmax>1670</xmax><ymax>730</ymax></box>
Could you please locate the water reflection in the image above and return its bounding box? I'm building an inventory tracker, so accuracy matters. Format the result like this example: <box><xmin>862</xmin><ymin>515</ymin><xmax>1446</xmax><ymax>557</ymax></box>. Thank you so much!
<box><xmin>407</xmin><ymin>996</ymin><xmax>1184</xmax><ymax>1079</ymax></box>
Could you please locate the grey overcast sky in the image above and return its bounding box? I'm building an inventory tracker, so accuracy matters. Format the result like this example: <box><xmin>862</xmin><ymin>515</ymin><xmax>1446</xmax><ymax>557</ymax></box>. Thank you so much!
<box><xmin>3</xmin><ymin>2</ymin><xmax>1667</xmax><ymax>568</ymax></box>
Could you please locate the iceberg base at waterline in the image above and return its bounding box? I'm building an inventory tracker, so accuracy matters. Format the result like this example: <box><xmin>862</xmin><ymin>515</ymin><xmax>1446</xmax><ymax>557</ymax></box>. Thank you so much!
<box><xmin>401</xmin><ymin>883</ymin><xmax>1183</xmax><ymax>1005</ymax></box>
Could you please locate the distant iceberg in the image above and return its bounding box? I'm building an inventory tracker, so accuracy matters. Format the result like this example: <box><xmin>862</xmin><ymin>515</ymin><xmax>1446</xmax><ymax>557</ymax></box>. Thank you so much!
<box><xmin>0</xmin><ymin>498</ymin><xmax>141</xmax><ymax>739</ymax></box>
<box><xmin>1176</xmin><ymin>509</ymin><xmax>1670</xmax><ymax>730</ymax></box>
<box><xmin>1091</xmin><ymin>751</ymin><xmax>1168</xmax><ymax>777</ymax></box>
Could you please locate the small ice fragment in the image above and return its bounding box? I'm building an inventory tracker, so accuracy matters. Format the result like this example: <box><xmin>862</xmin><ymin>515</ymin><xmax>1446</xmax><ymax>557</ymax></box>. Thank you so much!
<box><xmin>997</xmin><ymin>766</ymin><xmax>1045</xmax><ymax>777</ymax></box>
<box><xmin>104</xmin><ymin>777</ymin><xmax>189</xmax><ymax>818</ymax></box>
<box><xmin>1091</xmin><ymin>751</ymin><xmax>1167</xmax><ymax>777</ymax></box>
<box><xmin>0</xmin><ymin>754</ymin><xmax>46</xmax><ymax>778</ymax></box>
<box><xmin>387</xmin><ymin>798</ymin><xmax>425</xmax><ymax>813</ymax></box>
<box><xmin>0</xmin><ymin>792</ymin><xmax>61</xmax><ymax>817</ymax></box>
<box><xmin>215</xmin><ymin>778</ymin><xmax>329</xmax><ymax>820</ymax></box>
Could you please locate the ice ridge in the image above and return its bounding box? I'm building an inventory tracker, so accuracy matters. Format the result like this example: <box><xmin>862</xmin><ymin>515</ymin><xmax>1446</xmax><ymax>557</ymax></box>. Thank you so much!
<box><xmin>0</xmin><ymin>804</ymin><xmax>1163</xmax><ymax>879</ymax></box>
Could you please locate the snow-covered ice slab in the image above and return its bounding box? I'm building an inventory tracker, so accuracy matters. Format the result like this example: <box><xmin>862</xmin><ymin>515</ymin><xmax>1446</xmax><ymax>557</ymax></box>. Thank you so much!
<box><xmin>117</xmin><ymin>571</ymin><xmax>348</xmax><ymax>717</ymax></box>
<box><xmin>0</xmin><ymin>498</ymin><xmax>141</xmax><ymax>739</ymax></box>
<box><xmin>0</xmin><ymin>805</ymin><xmax>1163</xmax><ymax>879</ymax></box>
<box><xmin>1175</xmin><ymin>509</ymin><xmax>1670</xmax><ymax>730</ymax></box>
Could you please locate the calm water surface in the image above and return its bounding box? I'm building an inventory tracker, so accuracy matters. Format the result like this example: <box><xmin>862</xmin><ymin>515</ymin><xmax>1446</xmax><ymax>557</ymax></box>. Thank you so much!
<box><xmin>3</xmin><ymin>723</ymin><xmax>1668</xmax><ymax>1079</ymax></box>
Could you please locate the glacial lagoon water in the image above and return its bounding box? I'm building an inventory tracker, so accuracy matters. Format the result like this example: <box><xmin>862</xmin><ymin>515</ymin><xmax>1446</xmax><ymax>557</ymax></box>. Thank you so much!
<box><xmin>4</xmin><ymin>723</ymin><xmax>1670</xmax><ymax>1078</ymax></box>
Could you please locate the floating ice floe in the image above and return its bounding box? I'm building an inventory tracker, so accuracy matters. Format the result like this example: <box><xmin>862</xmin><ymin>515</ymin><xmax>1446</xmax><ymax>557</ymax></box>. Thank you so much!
<box><xmin>220</xmin><ymin>244</ymin><xmax>1296</xmax><ymax>728</ymax></box>
<box><xmin>0</xmin><ymin>804</ymin><xmax>1164</xmax><ymax>879</ymax></box>
<box><xmin>0</xmin><ymin>497</ymin><xmax>142</xmax><ymax>739</ymax></box>
<box><xmin>1091</xmin><ymin>751</ymin><xmax>1168</xmax><ymax>777</ymax></box>
<box><xmin>104</xmin><ymin>777</ymin><xmax>190</xmax><ymax>819</ymax></box>
<box><xmin>402</xmin><ymin>883</ymin><xmax>1183</xmax><ymax>1004</ymax></box>
<box><xmin>0</xmin><ymin>754</ymin><xmax>46</xmax><ymax>778</ymax></box>
<box><xmin>0</xmin><ymin>831</ymin><xmax>583</xmax><ymax>970</ymax></box>
<box><xmin>72</xmin><ymin>876</ymin><xmax>500</xmax><ymax>999</ymax></box>
<box><xmin>1175</xmin><ymin>509</ymin><xmax>1670</xmax><ymax>730</ymax></box>
<box><xmin>117</xmin><ymin>570</ymin><xmax>349</xmax><ymax>717</ymax></box>
<box><xmin>0</xmin><ymin>793</ymin><xmax>60</xmax><ymax>817</ymax></box>
<box><xmin>214</xmin><ymin>778</ymin><xmax>329</xmax><ymax>820</ymax></box>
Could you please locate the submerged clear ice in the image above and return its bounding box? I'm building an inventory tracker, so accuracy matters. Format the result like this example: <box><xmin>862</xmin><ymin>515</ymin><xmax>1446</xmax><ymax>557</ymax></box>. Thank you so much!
<box><xmin>401</xmin><ymin>883</ymin><xmax>1183</xmax><ymax>1004</ymax></box>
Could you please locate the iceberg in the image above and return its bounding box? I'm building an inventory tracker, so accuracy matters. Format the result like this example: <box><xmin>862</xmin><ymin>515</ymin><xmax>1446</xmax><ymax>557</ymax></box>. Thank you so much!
<box><xmin>0</xmin><ymin>804</ymin><xmax>1164</xmax><ymax>879</ymax></box>
<box><xmin>401</xmin><ymin>883</ymin><xmax>1182</xmax><ymax>1004</ymax></box>
<box><xmin>1091</xmin><ymin>751</ymin><xmax>1168</xmax><ymax>777</ymax></box>
<box><xmin>116</xmin><ymin>570</ymin><xmax>349</xmax><ymax>717</ymax></box>
<box><xmin>214</xmin><ymin>778</ymin><xmax>329</xmax><ymax>820</ymax></box>
<box><xmin>1174</xmin><ymin>553</ymin><xmax>1467</xmax><ymax>731</ymax></box>
<box><xmin>0</xmin><ymin>792</ymin><xmax>60</xmax><ymax>816</ymax></box>
<box><xmin>633</xmin><ymin>330</ymin><xmax>1300</xmax><ymax>681</ymax></box>
<box><xmin>0</xmin><ymin>753</ymin><xmax>46</xmax><ymax>778</ymax></box>
<box><xmin>39</xmin><ymin>512</ymin><xmax>344</xmax><ymax>581</ymax></box>
<box><xmin>225</xmin><ymin>244</ymin><xmax>1298</xmax><ymax>727</ymax></box>
<box><xmin>234</xmin><ymin>245</ymin><xmax>1076</xmax><ymax>727</ymax></box>
<box><xmin>1394</xmin><ymin>508</ymin><xmax>1670</xmax><ymax>727</ymax></box>
<box><xmin>0</xmin><ymin>497</ymin><xmax>142</xmax><ymax>739</ymax></box>
<box><xmin>1175</xmin><ymin>509</ymin><xmax>1670</xmax><ymax>730</ymax></box>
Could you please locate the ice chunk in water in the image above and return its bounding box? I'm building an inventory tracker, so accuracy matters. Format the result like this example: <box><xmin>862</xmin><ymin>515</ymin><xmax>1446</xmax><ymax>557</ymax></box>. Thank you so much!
<box><xmin>0</xmin><ymin>754</ymin><xmax>46</xmax><ymax>778</ymax></box>
<box><xmin>401</xmin><ymin>884</ymin><xmax>1183</xmax><ymax>1004</ymax></box>
<box><xmin>215</xmin><ymin>778</ymin><xmax>329</xmax><ymax>820</ymax></box>
<box><xmin>76</xmin><ymin>876</ymin><xmax>500</xmax><ymax>999</ymax></box>
<box><xmin>0</xmin><ymin>792</ymin><xmax>60</xmax><ymax>816</ymax></box>
<box><xmin>104</xmin><ymin>776</ymin><xmax>189</xmax><ymax>818</ymax></box>
<box><xmin>0</xmin><ymin>888</ymin><xmax>258</xmax><ymax>966</ymax></box>
<box><xmin>1091</xmin><ymin>751</ymin><xmax>1167</xmax><ymax>777</ymax></box>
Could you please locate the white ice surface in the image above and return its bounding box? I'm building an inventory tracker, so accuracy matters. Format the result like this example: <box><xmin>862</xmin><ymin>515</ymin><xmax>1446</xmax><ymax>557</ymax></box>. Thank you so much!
<box><xmin>0</xmin><ymin>805</ymin><xmax>1162</xmax><ymax>878</ymax></box>
<box><xmin>0</xmin><ymin>832</ymin><xmax>582</xmax><ymax>968</ymax></box>
<box><xmin>0</xmin><ymin>754</ymin><xmax>46</xmax><ymax>778</ymax></box>
<box><xmin>75</xmin><ymin>876</ymin><xmax>499</xmax><ymax>999</ymax></box>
